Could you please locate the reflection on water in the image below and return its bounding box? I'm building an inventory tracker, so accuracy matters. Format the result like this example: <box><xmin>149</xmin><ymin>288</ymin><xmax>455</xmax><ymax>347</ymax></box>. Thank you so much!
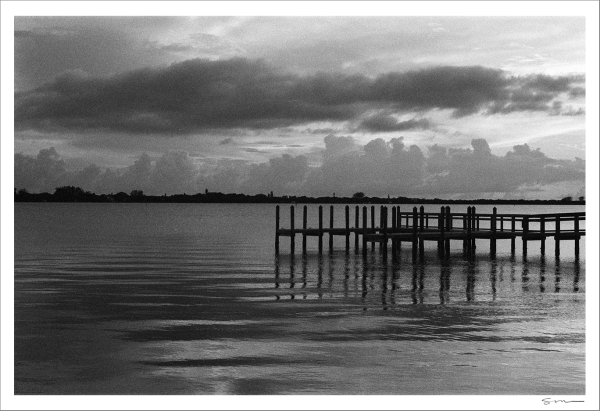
<box><xmin>272</xmin><ymin>250</ymin><xmax>582</xmax><ymax>307</ymax></box>
<box><xmin>14</xmin><ymin>204</ymin><xmax>585</xmax><ymax>395</ymax></box>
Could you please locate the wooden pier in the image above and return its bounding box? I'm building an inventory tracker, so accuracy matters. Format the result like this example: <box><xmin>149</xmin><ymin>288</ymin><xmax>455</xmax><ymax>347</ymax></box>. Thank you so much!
<box><xmin>275</xmin><ymin>205</ymin><xmax>585</xmax><ymax>259</ymax></box>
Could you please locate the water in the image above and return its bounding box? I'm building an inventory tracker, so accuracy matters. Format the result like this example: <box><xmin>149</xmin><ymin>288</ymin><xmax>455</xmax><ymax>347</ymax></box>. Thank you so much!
<box><xmin>14</xmin><ymin>203</ymin><xmax>585</xmax><ymax>394</ymax></box>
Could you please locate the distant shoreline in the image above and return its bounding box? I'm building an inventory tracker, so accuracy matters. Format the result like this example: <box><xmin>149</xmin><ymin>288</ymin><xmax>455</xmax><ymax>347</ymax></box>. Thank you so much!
<box><xmin>14</xmin><ymin>187</ymin><xmax>585</xmax><ymax>206</ymax></box>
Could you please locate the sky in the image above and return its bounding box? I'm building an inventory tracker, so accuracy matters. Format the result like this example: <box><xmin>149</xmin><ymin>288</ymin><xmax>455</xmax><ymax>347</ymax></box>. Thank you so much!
<box><xmin>10</xmin><ymin>10</ymin><xmax>593</xmax><ymax>199</ymax></box>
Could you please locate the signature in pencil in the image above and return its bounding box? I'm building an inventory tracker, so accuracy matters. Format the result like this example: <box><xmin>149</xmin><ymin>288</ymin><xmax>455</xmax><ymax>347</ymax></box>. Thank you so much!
<box><xmin>542</xmin><ymin>398</ymin><xmax>584</xmax><ymax>406</ymax></box>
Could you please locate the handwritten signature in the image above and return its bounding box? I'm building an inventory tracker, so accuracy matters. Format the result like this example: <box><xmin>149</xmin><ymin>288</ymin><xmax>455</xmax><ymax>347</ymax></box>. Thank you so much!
<box><xmin>542</xmin><ymin>398</ymin><xmax>584</xmax><ymax>406</ymax></box>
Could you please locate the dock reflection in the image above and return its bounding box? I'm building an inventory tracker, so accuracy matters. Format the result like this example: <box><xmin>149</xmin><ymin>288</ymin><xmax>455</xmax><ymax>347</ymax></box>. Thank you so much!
<box><xmin>273</xmin><ymin>249</ymin><xmax>583</xmax><ymax>307</ymax></box>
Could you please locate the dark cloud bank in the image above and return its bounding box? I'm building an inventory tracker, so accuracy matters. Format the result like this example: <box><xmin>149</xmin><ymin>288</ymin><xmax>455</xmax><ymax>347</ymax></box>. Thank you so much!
<box><xmin>15</xmin><ymin>58</ymin><xmax>584</xmax><ymax>134</ymax></box>
<box><xmin>15</xmin><ymin>137</ymin><xmax>585</xmax><ymax>199</ymax></box>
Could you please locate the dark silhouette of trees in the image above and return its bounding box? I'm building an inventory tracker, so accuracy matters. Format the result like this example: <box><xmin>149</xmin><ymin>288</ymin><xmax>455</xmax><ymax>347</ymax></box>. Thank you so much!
<box><xmin>53</xmin><ymin>186</ymin><xmax>91</xmax><ymax>201</ymax></box>
<box><xmin>13</xmin><ymin>185</ymin><xmax>586</xmax><ymax>205</ymax></box>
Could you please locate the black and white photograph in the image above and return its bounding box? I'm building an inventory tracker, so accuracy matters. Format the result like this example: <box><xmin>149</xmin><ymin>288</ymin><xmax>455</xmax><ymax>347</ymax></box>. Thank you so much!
<box><xmin>2</xmin><ymin>1</ymin><xmax>598</xmax><ymax>409</ymax></box>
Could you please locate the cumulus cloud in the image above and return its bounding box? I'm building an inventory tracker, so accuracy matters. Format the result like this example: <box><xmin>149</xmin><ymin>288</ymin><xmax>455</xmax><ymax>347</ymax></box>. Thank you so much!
<box><xmin>424</xmin><ymin>140</ymin><xmax>584</xmax><ymax>195</ymax></box>
<box><xmin>15</xmin><ymin>58</ymin><xmax>585</xmax><ymax>135</ymax></box>
<box><xmin>15</xmin><ymin>136</ymin><xmax>585</xmax><ymax>199</ymax></box>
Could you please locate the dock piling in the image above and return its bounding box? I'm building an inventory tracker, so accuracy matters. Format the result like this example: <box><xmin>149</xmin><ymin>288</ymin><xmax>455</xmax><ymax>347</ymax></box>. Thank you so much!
<box><xmin>574</xmin><ymin>215</ymin><xmax>580</xmax><ymax>256</ymax></box>
<box><xmin>540</xmin><ymin>216</ymin><xmax>545</xmax><ymax>255</ymax></box>
<box><xmin>362</xmin><ymin>206</ymin><xmax>367</xmax><ymax>256</ymax></box>
<box><xmin>371</xmin><ymin>206</ymin><xmax>376</xmax><ymax>251</ymax></box>
<box><xmin>302</xmin><ymin>205</ymin><xmax>307</xmax><ymax>254</ymax></box>
<box><xmin>354</xmin><ymin>206</ymin><xmax>360</xmax><ymax>252</ymax></box>
<box><xmin>419</xmin><ymin>206</ymin><xmax>425</xmax><ymax>259</ymax></box>
<box><xmin>555</xmin><ymin>216</ymin><xmax>560</xmax><ymax>257</ymax></box>
<box><xmin>438</xmin><ymin>206</ymin><xmax>445</xmax><ymax>254</ymax></box>
<box><xmin>345</xmin><ymin>205</ymin><xmax>350</xmax><ymax>253</ymax></box>
<box><xmin>383</xmin><ymin>207</ymin><xmax>388</xmax><ymax>258</ymax></box>
<box><xmin>391</xmin><ymin>206</ymin><xmax>397</xmax><ymax>251</ymax></box>
<box><xmin>275</xmin><ymin>205</ymin><xmax>280</xmax><ymax>254</ymax></box>
<box><xmin>412</xmin><ymin>207</ymin><xmax>418</xmax><ymax>258</ymax></box>
<box><xmin>290</xmin><ymin>205</ymin><xmax>295</xmax><ymax>255</ymax></box>
<box><xmin>379</xmin><ymin>206</ymin><xmax>385</xmax><ymax>251</ymax></box>
<box><xmin>511</xmin><ymin>216</ymin><xmax>516</xmax><ymax>254</ymax></box>
<box><xmin>445</xmin><ymin>206</ymin><xmax>451</xmax><ymax>255</ymax></box>
<box><xmin>522</xmin><ymin>216</ymin><xmax>529</xmax><ymax>256</ymax></box>
<box><xmin>329</xmin><ymin>205</ymin><xmax>334</xmax><ymax>253</ymax></box>
<box><xmin>318</xmin><ymin>205</ymin><xmax>323</xmax><ymax>253</ymax></box>
<box><xmin>491</xmin><ymin>207</ymin><xmax>497</xmax><ymax>257</ymax></box>
<box><xmin>466</xmin><ymin>207</ymin><xmax>472</xmax><ymax>255</ymax></box>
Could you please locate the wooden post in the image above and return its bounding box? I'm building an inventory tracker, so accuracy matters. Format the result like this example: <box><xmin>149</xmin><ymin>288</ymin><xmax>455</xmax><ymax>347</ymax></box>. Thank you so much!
<box><xmin>574</xmin><ymin>215</ymin><xmax>580</xmax><ymax>257</ymax></box>
<box><xmin>412</xmin><ymin>207</ymin><xmax>418</xmax><ymax>257</ymax></box>
<box><xmin>329</xmin><ymin>205</ymin><xmax>334</xmax><ymax>253</ymax></box>
<box><xmin>467</xmin><ymin>206</ymin><xmax>472</xmax><ymax>254</ymax></box>
<box><xmin>290</xmin><ymin>205</ymin><xmax>295</xmax><ymax>255</ymax></box>
<box><xmin>355</xmin><ymin>205</ymin><xmax>360</xmax><ymax>253</ymax></box>
<box><xmin>397</xmin><ymin>206</ymin><xmax>402</xmax><ymax>250</ymax></box>
<box><xmin>275</xmin><ymin>205</ymin><xmax>280</xmax><ymax>254</ymax></box>
<box><xmin>511</xmin><ymin>216</ymin><xmax>516</xmax><ymax>255</ymax></box>
<box><xmin>419</xmin><ymin>206</ymin><xmax>425</xmax><ymax>258</ymax></box>
<box><xmin>383</xmin><ymin>207</ymin><xmax>388</xmax><ymax>258</ymax></box>
<box><xmin>379</xmin><ymin>205</ymin><xmax>384</xmax><ymax>251</ymax></box>
<box><xmin>371</xmin><ymin>206</ymin><xmax>376</xmax><ymax>251</ymax></box>
<box><xmin>472</xmin><ymin>206</ymin><xmax>477</xmax><ymax>250</ymax></box>
<box><xmin>540</xmin><ymin>216</ymin><xmax>545</xmax><ymax>255</ymax></box>
<box><xmin>438</xmin><ymin>206</ymin><xmax>445</xmax><ymax>254</ymax></box>
<box><xmin>522</xmin><ymin>216</ymin><xmax>529</xmax><ymax>256</ymax></box>
<box><xmin>391</xmin><ymin>206</ymin><xmax>397</xmax><ymax>251</ymax></box>
<box><xmin>491</xmin><ymin>207</ymin><xmax>497</xmax><ymax>257</ymax></box>
<box><xmin>462</xmin><ymin>212</ymin><xmax>468</xmax><ymax>251</ymax></box>
<box><xmin>318</xmin><ymin>205</ymin><xmax>323</xmax><ymax>254</ymax></box>
<box><xmin>362</xmin><ymin>206</ymin><xmax>368</xmax><ymax>256</ymax></box>
<box><xmin>500</xmin><ymin>216</ymin><xmax>504</xmax><ymax>232</ymax></box>
<box><xmin>302</xmin><ymin>205</ymin><xmax>307</xmax><ymax>254</ymax></box>
<box><xmin>445</xmin><ymin>206</ymin><xmax>451</xmax><ymax>255</ymax></box>
<box><xmin>345</xmin><ymin>205</ymin><xmax>350</xmax><ymax>253</ymax></box>
<box><xmin>555</xmin><ymin>216</ymin><xmax>560</xmax><ymax>257</ymax></box>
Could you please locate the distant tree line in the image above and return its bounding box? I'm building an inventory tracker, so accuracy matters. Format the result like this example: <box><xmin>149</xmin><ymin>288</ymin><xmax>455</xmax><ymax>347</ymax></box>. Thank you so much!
<box><xmin>14</xmin><ymin>186</ymin><xmax>585</xmax><ymax>205</ymax></box>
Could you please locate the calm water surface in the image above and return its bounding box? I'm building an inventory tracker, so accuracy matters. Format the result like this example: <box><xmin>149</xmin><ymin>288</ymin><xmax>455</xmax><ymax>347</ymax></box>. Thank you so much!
<box><xmin>14</xmin><ymin>203</ymin><xmax>585</xmax><ymax>394</ymax></box>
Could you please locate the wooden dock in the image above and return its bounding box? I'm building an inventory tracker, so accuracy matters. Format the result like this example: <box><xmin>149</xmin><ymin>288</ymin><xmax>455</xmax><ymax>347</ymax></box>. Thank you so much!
<box><xmin>275</xmin><ymin>205</ymin><xmax>585</xmax><ymax>259</ymax></box>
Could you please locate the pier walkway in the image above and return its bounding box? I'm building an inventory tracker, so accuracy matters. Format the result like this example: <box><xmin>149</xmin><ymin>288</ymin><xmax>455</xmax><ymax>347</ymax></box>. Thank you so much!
<box><xmin>275</xmin><ymin>205</ymin><xmax>585</xmax><ymax>258</ymax></box>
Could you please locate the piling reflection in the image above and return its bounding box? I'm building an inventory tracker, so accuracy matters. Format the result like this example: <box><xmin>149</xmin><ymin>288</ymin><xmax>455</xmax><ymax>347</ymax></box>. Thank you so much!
<box><xmin>540</xmin><ymin>256</ymin><xmax>546</xmax><ymax>293</ymax></box>
<box><xmin>272</xmin><ymin>247</ymin><xmax>584</xmax><ymax>307</ymax></box>
<box><xmin>490</xmin><ymin>259</ymin><xmax>497</xmax><ymax>300</ymax></box>
<box><xmin>573</xmin><ymin>257</ymin><xmax>580</xmax><ymax>292</ymax></box>
<box><xmin>466</xmin><ymin>260</ymin><xmax>476</xmax><ymax>302</ymax></box>
<box><xmin>439</xmin><ymin>259</ymin><xmax>451</xmax><ymax>305</ymax></box>
<box><xmin>522</xmin><ymin>257</ymin><xmax>530</xmax><ymax>293</ymax></box>
<box><xmin>555</xmin><ymin>257</ymin><xmax>561</xmax><ymax>293</ymax></box>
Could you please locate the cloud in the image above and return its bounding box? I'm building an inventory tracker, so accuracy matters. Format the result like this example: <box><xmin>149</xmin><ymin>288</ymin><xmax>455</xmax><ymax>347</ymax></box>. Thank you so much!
<box><xmin>14</xmin><ymin>148</ymin><xmax>68</xmax><ymax>193</ymax></box>
<box><xmin>15</xmin><ymin>58</ymin><xmax>585</xmax><ymax>135</ymax></box>
<box><xmin>357</xmin><ymin>114</ymin><xmax>431</xmax><ymax>132</ymax></box>
<box><xmin>15</xmin><ymin>137</ymin><xmax>585</xmax><ymax>199</ymax></box>
<box><xmin>241</xmin><ymin>154</ymin><xmax>309</xmax><ymax>194</ymax></box>
<box><xmin>323</xmin><ymin>134</ymin><xmax>359</xmax><ymax>159</ymax></box>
